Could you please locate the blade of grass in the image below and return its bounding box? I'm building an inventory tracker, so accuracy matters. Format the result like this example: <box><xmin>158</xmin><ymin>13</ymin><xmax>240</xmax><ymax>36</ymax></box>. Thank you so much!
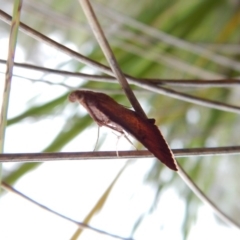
<box><xmin>70</xmin><ymin>162</ymin><xmax>131</xmax><ymax>240</ymax></box>
<box><xmin>0</xmin><ymin>0</ymin><xmax>23</xmax><ymax>150</ymax></box>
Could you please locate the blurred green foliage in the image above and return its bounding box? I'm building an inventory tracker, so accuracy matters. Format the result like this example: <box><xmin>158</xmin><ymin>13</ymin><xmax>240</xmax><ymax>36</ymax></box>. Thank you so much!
<box><xmin>1</xmin><ymin>0</ymin><xmax>240</xmax><ymax>239</ymax></box>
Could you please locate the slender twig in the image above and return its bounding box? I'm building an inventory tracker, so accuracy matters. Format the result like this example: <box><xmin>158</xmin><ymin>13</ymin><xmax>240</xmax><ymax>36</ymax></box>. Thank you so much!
<box><xmin>79</xmin><ymin>0</ymin><xmax>147</xmax><ymax>119</ymax></box>
<box><xmin>1</xmin><ymin>11</ymin><xmax>240</xmax><ymax>114</ymax></box>
<box><xmin>1</xmin><ymin>73</ymin><xmax>144</xmax><ymax>94</ymax></box>
<box><xmin>177</xmin><ymin>165</ymin><xmax>240</xmax><ymax>230</ymax></box>
<box><xmin>0</xmin><ymin>146</ymin><xmax>240</xmax><ymax>162</ymax></box>
<box><xmin>138</xmin><ymin>84</ymin><xmax>240</xmax><ymax>114</ymax></box>
<box><xmin>1</xmin><ymin>59</ymin><xmax>240</xmax><ymax>88</ymax></box>
<box><xmin>1</xmin><ymin>182</ymin><xmax>133</xmax><ymax>240</ymax></box>
<box><xmin>0</xmin><ymin>59</ymin><xmax>116</xmax><ymax>82</ymax></box>
<box><xmin>0</xmin><ymin>1</ymin><xmax>23</xmax><ymax>152</ymax></box>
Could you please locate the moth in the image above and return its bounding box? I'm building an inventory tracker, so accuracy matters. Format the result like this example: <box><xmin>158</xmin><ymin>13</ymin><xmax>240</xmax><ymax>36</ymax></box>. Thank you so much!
<box><xmin>69</xmin><ymin>90</ymin><xmax>178</xmax><ymax>171</ymax></box>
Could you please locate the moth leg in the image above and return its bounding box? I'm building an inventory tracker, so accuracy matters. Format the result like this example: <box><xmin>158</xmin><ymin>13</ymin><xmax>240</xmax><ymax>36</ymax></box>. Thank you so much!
<box><xmin>104</xmin><ymin>124</ymin><xmax>123</xmax><ymax>134</ymax></box>
<box><xmin>104</xmin><ymin>126</ymin><xmax>125</xmax><ymax>157</ymax></box>
<box><xmin>93</xmin><ymin>126</ymin><xmax>100</xmax><ymax>151</ymax></box>
<box><xmin>115</xmin><ymin>133</ymin><xmax>121</xmax><ymax>157</ymax></box>
<box><xmin>111</xmin><ymin>131</ymin><xmax>124</xmax><ymax>157</ymax></box>
<box><xmin>109</xmin><ymin>126</ymin><xmax>137</xmax><ymax>150</ymax></box>
<box><xmin>122</xmin><ymin>132</ymin><xmax>137</xmax><ymax>150</ymax></box>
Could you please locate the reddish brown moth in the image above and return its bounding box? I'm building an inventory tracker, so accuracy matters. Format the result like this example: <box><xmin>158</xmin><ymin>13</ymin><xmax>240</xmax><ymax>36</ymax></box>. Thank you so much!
<box><xmin>69</xmin><ymin>90</ymin><xmax>178</xmax><ymax>171</ymax></box>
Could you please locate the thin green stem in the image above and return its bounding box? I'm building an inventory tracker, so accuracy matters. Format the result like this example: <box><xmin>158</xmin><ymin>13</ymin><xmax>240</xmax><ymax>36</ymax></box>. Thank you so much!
<box><xmin>0</xmin><ymin>0</ymin><xmax>23</xmax><ymax>152</ymax></box>
<box><xmin>0</xmin><ymin>0</ymin><xmax>23</xmax><ymax>188</ymax></box>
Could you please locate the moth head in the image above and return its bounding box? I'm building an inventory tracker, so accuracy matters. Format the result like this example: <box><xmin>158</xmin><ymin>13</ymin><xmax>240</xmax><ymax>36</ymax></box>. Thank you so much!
<box><xmin>68</xmin><ymin>91</ymin><xmax>84</xmax><ymax>103</ymax></box>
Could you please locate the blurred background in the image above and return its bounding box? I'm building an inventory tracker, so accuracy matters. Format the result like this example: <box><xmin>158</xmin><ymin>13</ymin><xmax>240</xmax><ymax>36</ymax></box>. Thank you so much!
<box><xmin>0</xmin><ymin>0</ymin><xmax>240</xmax><ymax>239</ymax></box>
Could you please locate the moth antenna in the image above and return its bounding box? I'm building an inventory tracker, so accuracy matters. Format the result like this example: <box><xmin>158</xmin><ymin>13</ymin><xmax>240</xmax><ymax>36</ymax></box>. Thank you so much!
<box><xmin>93</xmin><ymin>126</ymin><xmax>100</xmax><ymax>151</ymax></box>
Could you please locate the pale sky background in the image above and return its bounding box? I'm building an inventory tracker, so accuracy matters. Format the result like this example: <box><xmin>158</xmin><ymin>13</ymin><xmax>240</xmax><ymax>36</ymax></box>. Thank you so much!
<box><xmin>0</xmin><ymin>18</ymin><xmax>240</xmax><ymax>240</ymax></box>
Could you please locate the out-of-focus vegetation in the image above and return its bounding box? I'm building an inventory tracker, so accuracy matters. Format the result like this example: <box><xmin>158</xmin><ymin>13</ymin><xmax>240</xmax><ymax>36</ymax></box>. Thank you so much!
<box><xmin>1</xmin><ymin>0</ymin><xmax>240</xmax><ymax>239</ymax></box>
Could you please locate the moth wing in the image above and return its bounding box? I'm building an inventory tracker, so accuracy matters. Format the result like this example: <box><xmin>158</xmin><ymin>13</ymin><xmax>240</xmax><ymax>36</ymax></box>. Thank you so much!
<box><xmin>84</xmin><ymin>102</ymin><xmax>111</xmax><ymax>127</ymax></box>
<box><xmin>142</xmin><ymin>124</ymin><xmax>177</xmax><ymax>171</ymax></box>
<box><xmin>119</xmin><ymin>113</ymin><xmax>177</xmax><ymax>171</ymax></box>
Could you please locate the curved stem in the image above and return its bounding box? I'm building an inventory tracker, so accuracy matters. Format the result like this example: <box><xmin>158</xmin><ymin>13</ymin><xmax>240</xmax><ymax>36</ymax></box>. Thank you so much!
<box><xmin>177</xmin><ymin>164</ymin><xmax>240</xmax><ymax>229</ymax></box>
